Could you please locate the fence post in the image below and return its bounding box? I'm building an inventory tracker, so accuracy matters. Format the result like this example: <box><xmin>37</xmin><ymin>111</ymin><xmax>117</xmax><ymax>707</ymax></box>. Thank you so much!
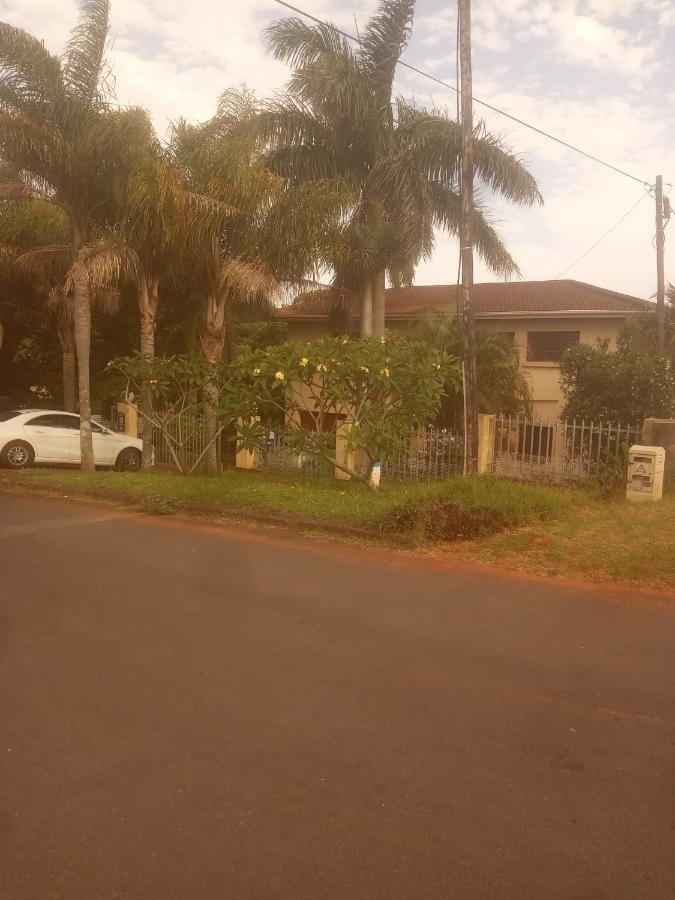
<box><xmin>335</xmin><ymin>420</ymin><xmax>355</xmax><ymax>480</ymax></box>
<box><xmin>235</xmin><ymin>416</ymin><xmax>259</xmax><ymax>470</ymax></box>
<box><xmin>477</xmin><ymin>414</ymin><xmax>496</xmax><ymax>474</ymax></box>
<box><xmin>116</xmin><ymin>401</ymin><xmax>138</xmax><ymax>437</ymax></box>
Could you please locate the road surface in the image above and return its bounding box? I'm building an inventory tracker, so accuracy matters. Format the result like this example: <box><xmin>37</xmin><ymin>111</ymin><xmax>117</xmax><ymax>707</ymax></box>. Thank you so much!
<box><xmin>1</xmin><ymin>493</ymin><xmax>674</xmax><ymax>899</ymax></box>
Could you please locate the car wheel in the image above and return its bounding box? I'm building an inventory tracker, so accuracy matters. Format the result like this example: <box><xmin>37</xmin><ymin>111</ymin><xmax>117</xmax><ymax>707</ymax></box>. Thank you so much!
<box><xmin>1</xmin><ymin>440</ymin><xmax>34</xmax><ymax>469</ymax></box>
<box><xmin>116</xmin><ymin>447</ymin><xmax>142</xmax><ymax>472</ymax></box>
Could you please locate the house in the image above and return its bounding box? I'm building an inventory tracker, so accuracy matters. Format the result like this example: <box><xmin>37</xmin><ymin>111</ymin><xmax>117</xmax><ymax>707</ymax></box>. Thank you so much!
<box><xmin>272</xmin><ymin>279</ymin><xmax>651</xmax><ymax>419</ymax></box>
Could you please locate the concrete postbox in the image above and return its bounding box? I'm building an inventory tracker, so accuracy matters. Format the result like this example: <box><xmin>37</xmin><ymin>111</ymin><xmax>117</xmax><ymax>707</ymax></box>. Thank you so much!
<box><xmin>626</xmin><ymin>445</ymin><xmax>665</xmax><ymax>503</ymax></box>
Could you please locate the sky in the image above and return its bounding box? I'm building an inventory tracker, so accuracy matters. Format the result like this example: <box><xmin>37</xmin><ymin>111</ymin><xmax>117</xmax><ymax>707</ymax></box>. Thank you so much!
<box><xmin>3</xmin><ymin>0</ymin><xmax>675</xmax><ymax>299</ymax></box>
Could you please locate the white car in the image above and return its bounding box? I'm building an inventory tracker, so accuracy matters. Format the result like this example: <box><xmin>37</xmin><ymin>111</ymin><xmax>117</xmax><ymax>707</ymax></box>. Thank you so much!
<box><xmin>0</xmin><ymin>409</ymin><xmax>144</xmax><ymax>471</ymax></box>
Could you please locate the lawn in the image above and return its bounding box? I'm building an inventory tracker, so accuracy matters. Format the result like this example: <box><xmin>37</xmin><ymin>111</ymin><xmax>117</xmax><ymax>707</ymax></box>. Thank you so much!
<box><xmin>3</xmin><ymin>467</ymin><xmax>673</xmax><ymax>590</ymax></box>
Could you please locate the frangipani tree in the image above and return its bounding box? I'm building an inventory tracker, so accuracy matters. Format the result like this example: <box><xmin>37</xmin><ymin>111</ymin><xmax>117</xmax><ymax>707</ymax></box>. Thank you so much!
<box><xmin>259</xmin><ymin>0</ymin><xmax>542</xmax><ymax>335</ymax></box>
<box><xmin>233</xmin><ymin>333</ymin><xmax>460</xmax><ymax>485</ymax></box>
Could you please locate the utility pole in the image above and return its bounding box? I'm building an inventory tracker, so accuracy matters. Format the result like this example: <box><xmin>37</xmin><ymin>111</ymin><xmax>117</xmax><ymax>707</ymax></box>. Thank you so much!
<box><xmin>655</xmin><ymin>175</ymin><xmax>666</xmax><ymax>356</ymax></box>
<box><xmin>458</xmin><ymin>0</ymin><xmax>479</xmax><ymax>474</ymax></box>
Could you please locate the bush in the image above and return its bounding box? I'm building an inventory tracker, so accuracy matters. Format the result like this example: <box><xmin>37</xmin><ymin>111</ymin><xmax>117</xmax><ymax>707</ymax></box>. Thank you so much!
<box><xmin>560</xmin><ymin>340</ymin><xmax>675</xmax><ymax>423</ymax></box>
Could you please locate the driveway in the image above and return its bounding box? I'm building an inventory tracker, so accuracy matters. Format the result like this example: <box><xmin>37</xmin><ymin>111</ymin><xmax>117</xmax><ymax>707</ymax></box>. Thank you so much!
<box><xmin>1</xmin><ymin>493</ymin><xmax>674</xmax><ymax>898</ymax></box>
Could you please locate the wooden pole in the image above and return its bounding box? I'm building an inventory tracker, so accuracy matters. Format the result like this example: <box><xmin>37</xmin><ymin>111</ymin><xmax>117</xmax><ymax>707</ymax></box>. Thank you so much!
<box><xmin>655</xmin><ymin>174</ymin><xmax>665</xmax><ymax>356</ymax></box>
<box><xmin>458</xmin><ymin>0</ymin><xmax>479</xmax><ymax>474</ymax></box>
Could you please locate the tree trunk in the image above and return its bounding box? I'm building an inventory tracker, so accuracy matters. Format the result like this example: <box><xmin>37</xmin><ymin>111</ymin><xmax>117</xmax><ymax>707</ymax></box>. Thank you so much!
<box><xmin>198</xmin><ymin>293</ymin><xmax>226</xmax><ymax>474</ymax></box>
<box><xmin>360</xmin><ymin>279</ymin><xmax>373</xmax><ymax>338</ymax></box>
<box><xmin>71</xmin><ymin>264</ymin><xmax>95</xmax><ymax>472</ymax></box>
<box><xmin>138</xmin><ymin>274</ymin><xmax>159</xmax><ymax>470</ymax></box>
<box><xmin>57</xmin><ymin>320</ymin><xmax>77</xmax><ymax>413</ymax></box>
<box><xmin>372</xmin><ymin>268</ymin><xmax>386</xmax><ymax>337</ymax></box>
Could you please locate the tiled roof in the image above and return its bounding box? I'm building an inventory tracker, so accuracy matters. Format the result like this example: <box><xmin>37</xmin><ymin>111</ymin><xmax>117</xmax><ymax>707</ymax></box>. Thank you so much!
<box><xmin>272</xmin><ymin>280</ymin><xmax>651</xmax><ymax>319</ymax></box>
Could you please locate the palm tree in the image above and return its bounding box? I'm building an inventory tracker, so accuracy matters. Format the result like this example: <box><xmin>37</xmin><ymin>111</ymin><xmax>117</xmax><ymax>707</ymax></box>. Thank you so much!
<box><xmin>259</xmin><ymin>0</ymin><xmax>542</xmax><ymax>335</ymax></box>
<box><xmin>169</xmin><ymin>88</ymin><xmax>281</xmax><ymax>473</ymax></box>
<box><xmin>75</xmin><ymin>147</ymin><xmax>226</xmax><ymax>467</ymax></box>
<box><xmin>0</xmin><ymin>0</ymin><xmax>152</xmax><ymax>469</ymax></box>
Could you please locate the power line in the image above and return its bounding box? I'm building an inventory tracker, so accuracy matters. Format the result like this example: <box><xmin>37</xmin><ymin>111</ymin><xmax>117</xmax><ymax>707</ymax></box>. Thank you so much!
<box><xmin>554</xmin><ymin>191</ymin><xmax>650</xmax><ymax>279</ymax></box>
<box><xmin>271</xmin><ymin>0</ymin><xmax>651</xmax><ymax>188</ymax></box>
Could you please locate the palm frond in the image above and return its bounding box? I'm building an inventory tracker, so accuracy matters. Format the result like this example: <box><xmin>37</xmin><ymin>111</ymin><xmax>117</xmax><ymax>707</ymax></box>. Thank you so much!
<box><xmin>0</xmin><ymin>22</ymin><xmax>65</xmax><ymax>116</ymax></box>
<box><xmin>265</xmin><ymin>17</ymin><xmax>352</xmax><ymax>70</ymax></box>
<box><xmin>0</xmin><ymin>197</ymin><xmax>68</xmax><ymax>248</ymax></box>
<box><xmin>473</xmin><ymin>124</ymin><xmax>542</xmax><ymax>207</ymax></box>
<box><xmin>62</xmin><ymin>0</ymin><xmax>110</xmax><ymax>105</ymax></box>
<box><xmin>360</xmin><ymin>0</ymin><xmax>415</xmax><ymax>107</ymax></box>
<box><xmin>431</xmin><ymin>183</ymin><xmax>521</xmax><ymax>278</ymax></box>
<box><xmin>0</xmin><ymin>110</ymin><xmax>69</xmax><ymax>186</ymax></box>
<box><xmin>17</xmin><ymin>243</ymin><xmax>73</xmax><ymax>279</ymax></box>
<box><xmin>64</xmin><ymin>236</ymin><xmax>138</xmax><ymax>294</ymax></box>
<box><xmin>46</xmin><ymin>286</ymin><xmax>73</xmax><ymax>326</ymax></box>
<box><xmin>217</xmin><ymin>257</ymin><xmax>278</xmax><ymax>300</ymax></box>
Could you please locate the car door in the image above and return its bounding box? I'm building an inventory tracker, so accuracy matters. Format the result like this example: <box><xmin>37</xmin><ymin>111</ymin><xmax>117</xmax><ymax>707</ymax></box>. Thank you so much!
<box><xmin>61</xmin><ymin>416</ymin><xmax>116</xmax><ymax>465</ymax></box>
<box><xmin>22</xmin><ymin>414</ymin><xmax>74</xmax><ymax>462</ymax></box>
<box><xmin>91</xmin><ymin>420</ymin><xmax>118</xmax><ymax>465</ymax></box>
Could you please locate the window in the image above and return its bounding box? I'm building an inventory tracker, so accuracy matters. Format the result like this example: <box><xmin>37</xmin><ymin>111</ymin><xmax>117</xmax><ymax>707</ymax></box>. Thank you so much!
<box><xmin>526</xmin><ymin>331</ymin><xmax>579</xmax><ymax>363</ymax></box>
<box><xmin>0</xmin><ymin>410</ymin><xmax>20</xmax><ymax>422</ymax></box>
<box><xmin>496</xmin><ymin>331</ymin><xmax>515</xmax><ymax>346</ymax></box>
<box><xmin>55</xmin><ymin>416</ymin><xmax>105</xmax><ymax>432</ymax></box>
<box><xmin>26</xmin><ymin>414</ymin><xmax>66</xmax><ymax>428</ymax></box>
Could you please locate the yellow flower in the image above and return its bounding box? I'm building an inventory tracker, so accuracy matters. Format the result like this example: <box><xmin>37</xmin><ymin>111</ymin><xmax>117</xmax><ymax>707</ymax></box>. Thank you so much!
<box><xmin>435</xmin><ymin>363</ymin><xmax>441</xmax><ymax>370</ymax></box>
<box><xmin>380</xmin><ymin>367</ymin><xmax>390</xmax><ymax>377</ymax></box>
<box><xmin>316</xmin><ymin>363</ymin><xmax>328</xmax><ymax>373</ymax></box>
<box><xmin>274</xmin><ymin>371</ymin><xmax>285</xmax><ymax>381</ymax></box>
<box><xmin>379</xmin><ymin>336</ymin><xmax>386</xmax><ymax>344</ymax></box>
<box><xmin>253</xmin><ymin>367</ymin><xmax>261</xmax><ymax>376</ymax></box>
<box><xmin>341</xmin><ymin>338</ymin><xmax>349</xmax><ymax>344</ymax></box>
<box><xmin>360</xmin><ymin>366</ymin><xmax>369</xmax><ymax>373</ymax></box>
<box><xmin>299</xmin><ymin>357</ymin><xmax>309</xmax><ymax>367</ymax></box>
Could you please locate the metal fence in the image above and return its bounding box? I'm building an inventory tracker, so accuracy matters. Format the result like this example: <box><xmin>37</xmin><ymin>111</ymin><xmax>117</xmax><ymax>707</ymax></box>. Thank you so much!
<box><xmin>255</xmin><ymin>433</ymin><xmax>335</xmax><ymax>478</ymax></box>
<box><xmin>491</xmin><ymin>414</ymin><xmax>641</xmax><ymax>484</ymax></box>
<box><xmin>381</xmin><ymin>427</ymin><xmax>464</xmax><ymax>481</ymax></box>
<box><xmin>254</xmin><ymin>426</ymin><xmax>464</xmax><ymax>482</ymax></box>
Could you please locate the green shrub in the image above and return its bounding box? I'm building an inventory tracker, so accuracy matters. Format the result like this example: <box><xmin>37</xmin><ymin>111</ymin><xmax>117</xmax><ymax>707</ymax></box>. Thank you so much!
<box><xmin>378</xmin><ymin>476</ymin><xmax>573</xmax><ymax>542</ymax></box>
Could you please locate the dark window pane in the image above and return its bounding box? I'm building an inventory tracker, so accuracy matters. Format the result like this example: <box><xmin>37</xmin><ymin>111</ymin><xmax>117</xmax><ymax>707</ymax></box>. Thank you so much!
<box><xmin>526</xmin><ymin>331</ymin><xmax>580</xmax><ymax>362</ymax></box>
<box><xmin>25</xmin><ymin>414</ymin><xmax>64</xmax><ymax>428</ymax></box>
<box><xmin>59</xmin><ymin>415</ymin><xmax>80</xmax><ymax>430</ymax></box>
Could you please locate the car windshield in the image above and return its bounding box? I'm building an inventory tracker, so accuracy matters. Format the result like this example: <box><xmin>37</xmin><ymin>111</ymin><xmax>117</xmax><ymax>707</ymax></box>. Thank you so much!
<box><xmin>0</xmin><ymin>409</ymin><xmax>21</xmax><ymax>422</ymax></box>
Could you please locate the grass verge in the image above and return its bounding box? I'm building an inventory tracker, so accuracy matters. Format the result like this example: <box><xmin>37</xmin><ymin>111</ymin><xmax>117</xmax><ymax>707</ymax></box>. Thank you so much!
<box><xmin>455</xmin><ymin>488</ymin><xmax>675</xmax><ymax>590</ymax></box>
<box><xmin>2</xmin><ymin>467</ymin><xmax>570</xmax><ymax>540</ymax></box>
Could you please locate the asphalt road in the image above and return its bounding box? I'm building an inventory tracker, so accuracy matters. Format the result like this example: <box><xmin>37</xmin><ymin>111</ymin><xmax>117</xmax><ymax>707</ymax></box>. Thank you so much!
<box><xmin>1</xmin><ymin>493</ymin><xmax>674</xmax><ymax>899</ymax></box>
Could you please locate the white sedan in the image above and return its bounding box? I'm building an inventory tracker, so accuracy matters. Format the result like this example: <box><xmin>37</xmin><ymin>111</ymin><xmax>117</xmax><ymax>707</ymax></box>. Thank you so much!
<box><xmin>0</xmin><ymin>409</ymin><xmax>144</xmax><ymax>470</ymax></box>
